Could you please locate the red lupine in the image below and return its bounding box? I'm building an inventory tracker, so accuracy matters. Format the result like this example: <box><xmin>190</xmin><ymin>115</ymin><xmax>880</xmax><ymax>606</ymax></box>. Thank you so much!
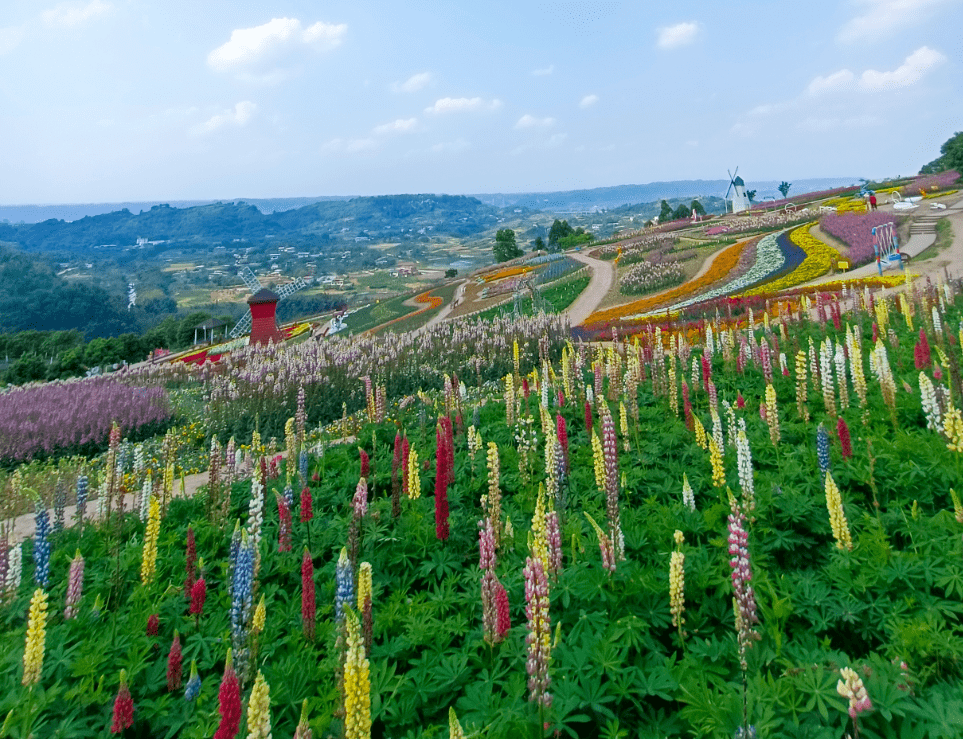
<box><xmin>359</xmin><ymin>448</ymin><xmax>370</xmax><ymax>479</ymax></box>
<box><xmin>301</xmin><ymin>548</ymin><xmax>316</xmax><ymax>642</ymax></box>
<box><xmin>872</xmin><ymin>322</ymin><xmax>879</xmax><ymax>344</ymax></box>
<box><xmin>401</xmin><ymin>436</ymin><xmax>410</xmax><ymax>497</ymax></box>
<box><xmin>110</xmin><ymin>671</ymin><xmax>134</xmax><ymax>734</ymax></box>
<box><xmin>299</xmin><ymin>486</ymin><xmax>313</xmax><ymax>523</ymax></box>
<box><xmin>837</xmin><ymin>417</ymin><xmax>852</xmax><ymax>459</ymax></box>
<box><xmin>190</xmin><ymin>578</ymin><xmax>206</xmax><ymax>619</ymax></box>
<box><xmin>737</xmin><ymin>392</ymin><xmax>745</xmax><ymax>410</ymax></box>
<box><xmin>522</xmin><ymin>377</ymin><xmax>530</xmax><ymax>399</ymax></box>
<box><xmin>184</xmin><ymin>525</ymin><xmax>197</xmax><ymax>599</ymax></box>
<box><xmin>146</xmin><ymin>613</ymin><xmax>159</xmax><ymax>636</ymax></box>
<box><xmin>701</xmin><ymin>354</ymin><xmax>711</xmax><ymax>393</ymax></box>
<box><xmin>213</xmin><ymin>655</ymin><xmax>241</xmax><ymax>739</ymax></box>
<box><xmin>495</xmin><ymin>580</ymin><xmax>511</xmax><ymax>638</ymax></box>
<box><xmin>584</xmin><ymin>401</ymin><xmax>593</xmax><ymax>435</ymax></box>
<box><xmin>435</xmin><ymin>423</ymin><xmax>450</xmax><ymax>540</ymax></box>
<box><xmin>277</xmin><ymin>493</ymin><xmax>292</xmax><ymax>552</ymax></box>
<box><xmin>915</xmin><ymin>328</ymin><xmax>931</xmax><ymax>370</ymax></box>
<box><xmin>166</xmin><ymin>632</ymin><xmax>183</xmax><ymax>692</ymax></box>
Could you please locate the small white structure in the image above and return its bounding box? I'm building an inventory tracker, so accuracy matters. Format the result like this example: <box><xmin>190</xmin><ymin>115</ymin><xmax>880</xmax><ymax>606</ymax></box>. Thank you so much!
<box><xmin>725</xmin><ymin>168</ymin><xmax>750</xmax><ymax>213</ymax></box>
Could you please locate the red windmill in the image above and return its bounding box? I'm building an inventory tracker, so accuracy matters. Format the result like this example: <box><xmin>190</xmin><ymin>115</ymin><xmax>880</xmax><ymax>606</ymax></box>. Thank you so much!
<box><xmin>230</xmin><ymin>266</ymin><xmax>307</xmax><ymax>344</ymax></box>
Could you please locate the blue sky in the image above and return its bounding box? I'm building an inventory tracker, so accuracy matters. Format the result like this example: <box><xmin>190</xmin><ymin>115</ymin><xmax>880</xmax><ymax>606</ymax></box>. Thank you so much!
<box><xmin>1</xmin><ymin>0</ymin><xmax>960</xmax><ymax>204</ymax></box>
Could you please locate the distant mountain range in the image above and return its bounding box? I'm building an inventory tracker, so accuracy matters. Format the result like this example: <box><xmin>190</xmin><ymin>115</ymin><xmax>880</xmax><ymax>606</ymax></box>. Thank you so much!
<box><xmin>0</xmin><ymin>177</ymin><xmax>859</xmax><ymax>224</ymax></box>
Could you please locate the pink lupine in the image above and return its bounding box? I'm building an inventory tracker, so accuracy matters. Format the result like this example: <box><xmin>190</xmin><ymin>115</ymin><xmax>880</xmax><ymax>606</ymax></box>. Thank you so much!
<box><xmin>435</xmin><ymin>424</ymin><xmax>450</xmax><ymax>541</ymax></box>
<box><xmin>915</xmin><ymin>328</ymin><xmax>931</xmax><ymax>369</ymax></box>
<box><xmin>523</xmin><ymin>556</ymin><xmax>552</xmax><ymax>707</ymax></box>
<box><xmin>64</xmin><ymin>550</ymin><xmax>85</xmax><ymax>619</ymax></box>
<box><xmin>110</xmin><ymin>670</ymin><xmax>134</xmax><ymax>734</ymax></box>
<box><xmin>276</xmin><ymin>494</ymin><xmax>292</xmax><ymax>553</ymax></box>
<box><xmin>546</xmin><ymin>511</ymin><xmax>562</xmax><ymax>576</ymax></box>
<box><xmin>701</xmin><ymin>354</ymin><xmax>712</xmax><ymax>392</ymax></box>
<box><xmin>184</xmin><ymin>526</ymin><xmax>197</xmax><ymax>599</ymax></box>
<box><xmin>556</xmin><ymin>414</ymin><xmax>569</xmax><ymax>472</ymax></box>
<box><xmin>352</xmin><ymin>478</ymin><xmax>368</xmax><ymax>519</ymax></box>
<box><xmin>584</xmin><ymin>401</ymin><xmax>593</xmax><ymax>435</ymax></box>
<box><xmin>727</xmin><ymin>497</ymin><xmax>760</xmax><ymax>670</ymax></box>
<box><xmin>601</xmin><ymin>405</ymin><xmax>622</xmax><ymax>561</ymax></box>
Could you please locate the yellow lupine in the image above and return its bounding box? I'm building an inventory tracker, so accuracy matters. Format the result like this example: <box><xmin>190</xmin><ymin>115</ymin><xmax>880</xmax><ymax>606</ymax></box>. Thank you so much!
<box><xmin>252</xmin><ymin>595</ymin><xmax>266</xmax><ymax>635</ymax></box>
<box><xmin>669</xmin><ymin>531</ymin><xmax>685</xmax><ymax>629</ymax></box>
<box><xmin>693</xmin><ymin>415</ymin><xmax>707</xmax><ymax>450</ymax></box>
<box><xmin>765</xmin><ymin>384</ymin><xmax>780</xmax><ymax>446</ymax></box>
<box><xmin>485</xmin><ymin>442</ymin><xmax>502</xmax><ymax>545</ymax></box>
<box><xmin>246</xmin><ymin>670</ymin><xmax>272</xmax><ymax>739</ymax></box>
<box><xmin>344</xmin><ymin>609</ymin><xmax>371</xmax><ymax>739</ymax></box>
<box><xmin>945</xmin><ymin>408</ymin><xmax>963</xmax><ymax>453</ymax></box>
<box><xmin>825</xmin><ymin>472</ymin><xmax>853</xmax><ymax>551</ymax></box>
<box><xmin>530</xmin><ymin>484</ymin><xmax>549</xmax><ymax>572</ymax></box>
<box><xmin>140</xmin><ymin>496</ymin><xmax>160</xmax><ymax>585</ymax></box>
<box><xmin>357</xmin><ymin>562</ymin><xmax>372</xmax><ymax>611</ymax></box>
<box><xmin>591</xmin><ymin>430</ymin><xmax>605</xmax><ymax>494</ymax></box>
<box><xmin>709</xmin><ymin>437</ymin><xmax>726</xmax><ymax>488</ymax></box>
<box><xmin>22</xmin><ymin>588</ymin><xmax>48</xmax><ymax>686</ymax></box>
<box><xmin>951</xmin><ymin>488</ymin><xmax>963</xmax><ymax>524</ymax></box>
<box><xmin>407</xmin><ymin>448</ymin><xmax>420</xmax><ymax>499</ymax></box>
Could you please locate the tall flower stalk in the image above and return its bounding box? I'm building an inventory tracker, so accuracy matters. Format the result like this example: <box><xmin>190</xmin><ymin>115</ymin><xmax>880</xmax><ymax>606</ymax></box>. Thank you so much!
<box><xmin>344</xmin><ymin>608</ymin><xmax>371</xmax><ymax>739</ymax></box>
<box><xmin>22</xmin><ymin>588</ymin><xmax>47</xmax><ymax>686</ymax></box>
<box><xmin>523</xmin><ymin>554</ymin><xmax>552</xmax><ymax>710</ymax></box>
<box><xmin>64</xmin><ymin>550</ymin><xmax>84</xmax><ymax>619</ymax></box>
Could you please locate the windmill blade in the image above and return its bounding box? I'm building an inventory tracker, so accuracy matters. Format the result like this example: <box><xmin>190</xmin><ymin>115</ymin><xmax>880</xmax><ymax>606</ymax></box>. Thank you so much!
<box><xmin>238</xmin><ymin>266</ymin><xmax>262</xmax><ymax>293</ymax></box>
<box><xmin>275</xmin><ymin>277</ymin><xmax>308</xmax><ymax>300</ymax></box>
<box><xmin>229</xmin><ymin>312</ymin><xmax>252</xmax><ymax>339</ymax></box>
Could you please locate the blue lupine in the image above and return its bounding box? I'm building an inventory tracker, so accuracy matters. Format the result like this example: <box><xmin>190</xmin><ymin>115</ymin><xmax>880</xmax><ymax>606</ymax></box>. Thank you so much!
<box><xmin>34</xmin><ymin>506</ymin><xmax>51</xmax><ymax>587</ymax></box>
<box><xmin>816</xmin><ymin>424</ymin><xmax>830</xmax><ymax>476</ymax></box>
<box><xmin>76</xmin><ymin>475</ymin><xmax>88</xmax><ymax>527</ymax></box>
<box><xmin>335</xmin><ymin>547</ymin><xmax>354</xmax><ymax>624</ymax></box>
<box><xmin>299</xmin><ymin>450</ymin><xmax>308</xmax><ymax>483</ymax></box>
<box><xmin>227</xmin><ymin>520</ymin><xmax>241</xmax><ymax>597</ymax></box>
<box><xmin>184</xmin><ymin>660</ymin><xmax>201</xmax><ymax>701</ymax></box>
<box><xmin>230</xmin><ymin>537</ymin><xmax>254</xmax><ymax>640</ymax></box>
<box><xmin>283</xmin><ymin>484</ymin><xmax>294</xmax><ymax>510</ymax></box>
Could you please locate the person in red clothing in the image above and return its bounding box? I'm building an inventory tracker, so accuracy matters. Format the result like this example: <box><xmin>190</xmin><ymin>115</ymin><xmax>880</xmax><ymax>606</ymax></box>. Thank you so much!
<box><xmin>869</xmin><ymin>193</ymin><xmax>877</xmax><ymax>210</ymax></box>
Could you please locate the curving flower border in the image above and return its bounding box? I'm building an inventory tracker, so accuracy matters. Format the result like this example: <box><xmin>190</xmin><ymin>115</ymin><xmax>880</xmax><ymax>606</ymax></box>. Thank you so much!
<box><xmin>738</xmin><ymin>223</ymin><xmax>839</xmax><ymax>297</ymax></box>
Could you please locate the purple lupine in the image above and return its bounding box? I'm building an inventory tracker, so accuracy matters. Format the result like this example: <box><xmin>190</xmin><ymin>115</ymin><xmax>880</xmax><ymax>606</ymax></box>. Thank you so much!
<box><xmin>64</xmin><ymin>550</ymin><xmax>85</xmax><ymax>619</ymax></box>
<box><xmin>545</xmin><ymin>511</ymin><xmax>562</xmax><ymax>576</ymax></box>
<box><xmin>600</xmin><ymin>405</ymin><xmax>623</xmax><ymax>561</ymax></box>
<box><xmin>334</xmin><ymin>547</ymin><xmax>354</xmax><ymax>625</ymax></box>
<box><xmin>479</xmin><ymin>520</ymin><xmax>500</xmax><ymax>645</ymax></box>
<box><xmin>727</xmin><ymin>496</ymin><xmax>760</xmax><ymax>670</ymax></box>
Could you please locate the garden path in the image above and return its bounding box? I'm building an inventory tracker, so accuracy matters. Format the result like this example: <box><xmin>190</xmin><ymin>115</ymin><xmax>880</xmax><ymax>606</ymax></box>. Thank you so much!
<box><xmin>563</xmin><ymin>252</ymin><xmax>614</xmax><ymax>326</ymax></box>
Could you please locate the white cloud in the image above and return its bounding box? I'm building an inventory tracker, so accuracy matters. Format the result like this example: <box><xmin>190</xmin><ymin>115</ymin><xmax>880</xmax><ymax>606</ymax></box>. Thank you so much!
<box><xmin>532</xmin><ymin>65</ymin><xmax>554</xmax><ymax>76</ymax></box>
<box><xmin>195</xmin><ymin>101</ymin><xmax>257</xmax><ymax>135</ymax></box>
<box><xmin>656</xmin><ymin>21</ymin><xmax>699</xmax><ymax>50</ymax></box>
<box><xmin>511</xmin><ymin>132</ymin><xmax>567</xmax><ymax>155</ymax></box>
<box><xmin>322</xmin><ymin>137</ymin><xmax>377</xmax><ymax>154</ymax></box>
<box><xmin>579</xmin><ymin>94</ymin><xmax>598</xmax><ymax>109</ymax></box>
<box><xmin>515</xmin><ymin>114</ymin><xmax>555</xmax><ymax>129</ymax></box>
<box><xmin>208</xmin><ymin>18</ymin><xmax>346</xmax><ymax>78</ymax></box>
<box><xmin>807</xmin><ymin>69</ymin><xmax>855</xmax><ymax>95</ymax></box>
<box><xmin>858</xmin><ymin>46</ymin><xmax>945</xmax><ymax>90</ymax></box>
<box><xmin>394</xmin><ymin>72</ymin><xmax>431</xmax><ymax>93</ymax></box>
<box><xmin>0</xmin><ymin>25</ymin><xmax>25</xmax><ymax>54</ymax></box>
<box><xmin>798</xmin><ymin>115</ymin><xmax>884</xmax><ymax>132</ymax></box>
<box><xmin>42</xmin><ymin>0</ymin><xmax>110</xmax><ymax>27</ymax></box>
<box><xmin>373</xmin><ymin>118</ymin><xmax>418</xmax><ymax>135</ymax></box>
<box><xmin>837</xmin><ymin>0</ymin><xmax>955</xmax><ymax>43</ymax></box>
<box><xmin>431</xmin><ymin>139</ymin><xmax>470</xmax><ymax>154</ymax></box>
<box><xmin>424</xmin><ymin>97</ymin><xmax>502</xmax><ymax>114</ymax></box>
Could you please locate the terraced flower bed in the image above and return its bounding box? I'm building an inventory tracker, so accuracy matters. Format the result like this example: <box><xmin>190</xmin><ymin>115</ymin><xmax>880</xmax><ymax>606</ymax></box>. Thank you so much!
<box><xmin>739</xmin><ymin>224</ymin><xmax>838</xmax><ymax>296</ymax></box>
<box><xmin>820</xmin><ymin>213</ymin><xmax>907</xmax><ymax>266</ymax></box>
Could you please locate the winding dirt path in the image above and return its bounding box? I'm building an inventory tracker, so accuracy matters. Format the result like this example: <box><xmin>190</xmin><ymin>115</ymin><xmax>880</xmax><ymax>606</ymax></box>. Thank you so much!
<box><xmin>563</xmin><ymin>252</ymin><xmax>614</xmax><ymax>326</ymax></box>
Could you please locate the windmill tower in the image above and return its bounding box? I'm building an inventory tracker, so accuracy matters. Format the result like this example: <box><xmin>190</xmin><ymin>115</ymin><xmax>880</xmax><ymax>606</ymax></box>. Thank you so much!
<box><xmin>725</xmin><ymin>167</ymin><xmax>750</xmax><ymax>213</ymax></box>
<box><xmin>229</xmin><ymin>266</ymin><xmax>308</xmax><ymax>343</ymax></box>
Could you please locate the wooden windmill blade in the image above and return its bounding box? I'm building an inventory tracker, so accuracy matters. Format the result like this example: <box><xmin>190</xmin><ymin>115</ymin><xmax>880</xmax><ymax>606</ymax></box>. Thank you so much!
<box><xmin>275</xmin><ymin>277</ymin><xmax>307</xmax><ymax>300</ymax></box>
<box><xmin>725</xmin><ymin>167</ymin><xmax>739</xmax><ymax>199</ymax></box>
<box><xmin>229</xmin><ymin>311</ymin><xmax>252</xmax><ymax>339</ymax></box>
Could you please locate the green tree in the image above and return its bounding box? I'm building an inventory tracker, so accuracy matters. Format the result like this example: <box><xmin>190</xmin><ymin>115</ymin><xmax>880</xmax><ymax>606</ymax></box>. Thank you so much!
<box><xmin>778</xmin><ymin>181</ymin><xmax>792</xmax><ymax>199</ymax></box>
<box><xmin>920</xmin><ymin>131</ymin><xmax>963</xmax><ymax>174</ymax></box>
<box><xmin>533</xmin><ymin>236</ymin><xmax>545</xmax><ymax>252</ymax></box>
<box><xmin>548</xmin><ymin>220</ymin><xmax>574</xmax><ymax>251</ymax></box>
<box><xmin>690</xmin><ymin>200</ymin><xmax>706</xmax><ymax>216</ymax></box>
<box><xmin>658</xmin><ymin>200</ymin><xmax>674</xmax><ymax>223</ymax></box>
<box><xmin>745</xmin><ymin>190</ymin><xmax>757</xmax><ymax>203</ymax></box>
<box><xmin>444</xmin><ymin>268</ymin><xmax>458</xmax><ymax>278</ymax></box>
<box><xmin>672</xmin><ymin>204</ymin><xmax>691</xmax><ymax>221</ymax></box>
<box><xmin>493</xmin><ymin>229</ymin><xmax>522</xmax><ymax>262</ymax></box>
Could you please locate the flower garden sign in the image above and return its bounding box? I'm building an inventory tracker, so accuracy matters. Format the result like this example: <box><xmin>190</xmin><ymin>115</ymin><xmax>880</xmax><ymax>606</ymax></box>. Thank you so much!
<box><xmin>871</xmin><ymin>221</ymin><xmax>903</xmax><ymax>275</ymax></box>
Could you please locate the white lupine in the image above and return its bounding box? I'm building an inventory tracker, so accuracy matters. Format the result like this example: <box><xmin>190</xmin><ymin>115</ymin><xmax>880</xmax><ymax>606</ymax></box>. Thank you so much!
<box><xmin>585</xmin><ymin>383</ymin><xmax>594</xmax><ymax>406</ymax></box>
<box><xmin>779</xmin><ymin>352</ymin><xmax>788</xmax><ymax>376</ymax></box>
<box><xmin>933</xmin><ymin>306</ymin><xmax>943</xmax><ymax>341</ymax></box>
<box><xmin>139</xmin><ymin>473</ymin><xmax>152</xmax><ymax>521</ymax></box>
<box><xmin>919</xmin><ymin>372</ymin><xmax>942</xmax><ymax>431</ymax></box>
<box><xmin>705</xmin><ymin>325</ymin><xmax>715</xmax><ymax>358</ymax></box>
<box><xmin>834</xmin><ymin>344</ymin><xmax>849</xmax><ymax>409</ymax></box>
<box><xmin>736</xmin><ymin>427</ymin><xmax>754</xmax><ymax>512</ymax></box>
<box><xmin>710</xmin><ymin>408</ymin><xmax>724</xmax><ymax>455</ymax></box>
<box><xmin>133</xmin><ymin>444</ymin><xmax>144</xmax><ymax>474</ymax></box>
<box><xmin>690</xmin><ymin>355</ymin><xmax>699</xmax><ymax>389</ymax></box>
<box><xmin>247</xmin><ymin>476</ymin><xmax>265</xmax><ymax>551</ymax></box>
<box><xmin>5</xmin><ymin>543</ymin><xmax>22</xmax><ymax>596</ymax></box>
<box><xmin>682</xmin><ymin>474</ymin><xmax>695</xmax><ymax>511</ymax></box>
<box><xmin>820</xmin><ymin>339</ymin><xmax>836</xmax><ymax>414</ymax></box>
<box><xmin>723</xmin><ymin>400</ymin><xmax>738</xmax><ymax>449</ymax></box>
<box><xmin>96</xmin><ymin>476</ymin><xmax>109</xmax><ymax>520</ymax></box>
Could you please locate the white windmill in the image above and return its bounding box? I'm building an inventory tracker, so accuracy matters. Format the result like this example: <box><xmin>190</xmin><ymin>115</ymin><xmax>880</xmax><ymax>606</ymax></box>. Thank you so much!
<box><xmin>725</xmin><ymin>168</ymin><xmax>750</xmax><ymax>214</ymax></box>
<box><xmin>229</xmin><ymin>266</ymin><xmax>308</xmax><ymax>339</ymax></box>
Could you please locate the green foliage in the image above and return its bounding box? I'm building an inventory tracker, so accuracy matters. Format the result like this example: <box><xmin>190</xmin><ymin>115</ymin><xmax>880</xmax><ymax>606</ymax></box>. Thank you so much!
<box><xmin>493</xmin><ymin>229</ymin><xmax>522</xmax><ymax>262</ymax></box>
<box><xmin>659</xmin><ymin>200</ymin><xmax>674</xmax><ymax>223</ymax></box>
<box><xmin>778</xmin><ymin>181</ymin><xmax>792</xmax><ymax>199</ymax></box>
<box><xmin>919</xmin><ymin>131</ymin><xmax>963</xmax><ymax>175</ymax></box>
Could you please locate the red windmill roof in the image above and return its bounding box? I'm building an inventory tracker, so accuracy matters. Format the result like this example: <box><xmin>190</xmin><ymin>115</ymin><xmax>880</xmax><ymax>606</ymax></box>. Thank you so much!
<box><xmin>248</xmin><ymin>287</ymin><xmax>280</xmax><ymax>304</ymax></box>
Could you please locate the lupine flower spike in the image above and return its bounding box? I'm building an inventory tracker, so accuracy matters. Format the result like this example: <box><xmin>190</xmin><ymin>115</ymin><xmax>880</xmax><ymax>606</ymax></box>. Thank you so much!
<box><xmin>22</xmin><ymin>588</ymin><xmax>48</xmax><ymax>686</ymax></box>
<box><xmin>184</xmin><ymin>660</ymin><xmax>201</xmax><ymax>701</ymax></box>
<box><xmin>294</xmin><ymin>699</ymin><xmax>312</xmax><ymax>739</ymax></box>
<box><xmin>213</xmin><ymin>650</ymin><xmax>242</xmax><ymax>739</ymax></box>
<box><xmin>246</xmin><ymin>671</ymin><xmax>272</xmax><ymax>739</ymax></box>
<box><xmin>167</xmin><ymin>631</ymin><xmax>183</xmax><ymax>691</ymax></box>
<box><xmin>64</xmin><ymin>550</ymin><xmax>85</xmax><ymax>620</ymax></box>
<box><xmin>449</xmin><ymin>707</ymin><xmax>466</xmax><ymax>739</ymax></box>
<box><xmin>302</xmin><ymin>548</ymin><xmax>316</xmax><ymax>642</ymax></box>
<box><xmin>344</xmin><ymin>608</ymin><xmax>372</xmax><ymax>739</ymax></box>
<box><xmin>110</xmin><ymin>669</ymin><xmax>134</xmax><ymax>734</ymax></box>
<box><xmin>669</xmin><ymin>530</ymin><xmax>685</xmax><ymax>633</ymax></box>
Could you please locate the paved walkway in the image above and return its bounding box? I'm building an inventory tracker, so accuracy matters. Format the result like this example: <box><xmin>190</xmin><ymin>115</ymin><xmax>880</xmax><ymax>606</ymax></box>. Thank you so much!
<box><xmin>563</xmin><ymin>252</ymin><xmax>614</xmax><ymax>326</ymax></box>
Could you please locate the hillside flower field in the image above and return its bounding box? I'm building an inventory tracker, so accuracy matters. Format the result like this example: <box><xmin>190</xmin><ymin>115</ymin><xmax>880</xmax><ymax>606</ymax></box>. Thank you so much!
<box><xmin>1</xmin><ymin>272</ymin><xmax>963</xmax><ymax>738</ymax></box>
